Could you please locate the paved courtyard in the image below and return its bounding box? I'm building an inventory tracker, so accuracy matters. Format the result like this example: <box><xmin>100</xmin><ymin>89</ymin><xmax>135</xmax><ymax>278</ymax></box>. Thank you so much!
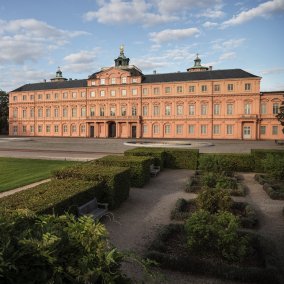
<box><xmin>0</xmin><ymin>136</ymin><xmax>283</xmax><ymax>160</ymax></box>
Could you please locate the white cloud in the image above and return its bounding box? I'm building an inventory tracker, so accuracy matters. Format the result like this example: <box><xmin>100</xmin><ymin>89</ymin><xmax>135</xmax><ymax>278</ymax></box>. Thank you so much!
<box><xmin>212</xmin><ymin>38</ymin><xmax>245</xmax><ymax>50</ymax></box>
<box><xmin>219</xmin><ymin>52</ymin><xmax>236</xmax><ymax>60</ymax></box>
<box><xmin>198</xmin><ymin>8</ymin><xmax>225</xmax><ymax>18</ymax></box>
<box><xmin>150</xmin><ymin>28</ymin><xmax>200</xmax><ymax>43</ymax></box>
<box><xmin>203</xmin><ymin>21</ymin><xmax>218</xmax><ymax>28</ymax></box>
<box><xmin>261</xmin><ymin>67</ymin><xmax>284</xmax><ymax>75</ymax></box>
<box><xmin>222</xmin><ymin>0</ymin><xmax>284</xmax><ymax>27</ymax></box>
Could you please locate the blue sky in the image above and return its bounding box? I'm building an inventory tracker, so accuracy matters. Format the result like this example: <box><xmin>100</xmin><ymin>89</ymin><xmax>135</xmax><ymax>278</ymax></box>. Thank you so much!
<box><xmin>0</xmin><ymin>0</ymin><xmax>284</xmax><ymax>92</ymax></box>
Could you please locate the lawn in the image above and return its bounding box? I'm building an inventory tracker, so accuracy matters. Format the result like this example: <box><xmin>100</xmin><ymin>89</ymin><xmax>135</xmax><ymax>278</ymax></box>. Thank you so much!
<box><xmin>0</xmin><ymin>158</ymin><xmax>77</xmax><ymax>193</ymax></box>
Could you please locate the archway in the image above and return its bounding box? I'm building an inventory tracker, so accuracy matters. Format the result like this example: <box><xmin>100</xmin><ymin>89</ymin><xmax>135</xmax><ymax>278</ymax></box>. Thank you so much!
<box><xmin>108</xmin><ymin>122</ymin><xmax>116</xmax><ymax>138</ymax></box>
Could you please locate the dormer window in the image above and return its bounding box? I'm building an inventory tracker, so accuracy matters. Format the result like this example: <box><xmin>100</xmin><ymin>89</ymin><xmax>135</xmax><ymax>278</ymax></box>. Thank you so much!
<box><xmin>132</xmin><ymin>78</ymin><xmax>138</xmax><ymax>83</ymax></box>
<box><xmin>91</xmin><ymin>81</ymin><xmax>96</xmax><ymax>86</ymax></box>
<box><xmin>111</xmin><ymin>78</ymin><xmax>116</xmax><ymax>84</ymax></box>
<box><xmin>122</xmin><ymin>77</ymin><xmax>127</xmax><ymax>84</ymax></box>
<box><xmin>100</xmin><ymin>78</ymin><xmax>105</xmax><ymax>85</ymax></box>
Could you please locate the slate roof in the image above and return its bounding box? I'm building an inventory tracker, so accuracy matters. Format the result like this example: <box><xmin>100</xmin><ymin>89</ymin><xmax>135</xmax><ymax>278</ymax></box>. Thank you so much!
<box><xmin>11</xmin><ymin>69</ymin><xmax>259</xmax><ymax>92</ymax></box>
<box><xmin>88</xmin><ymin>67</ymin><xmax>143</xmax><ymax>79</ymax></box>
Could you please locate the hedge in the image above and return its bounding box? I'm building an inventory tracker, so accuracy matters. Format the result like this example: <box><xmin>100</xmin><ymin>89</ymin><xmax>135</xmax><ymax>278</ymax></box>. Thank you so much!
<box><xmin>163</xmin><ymin>148</ymin><xmax>199</xmax><ymax>169</ymax></box>
<box><xmin>124</xmin><ymin>147</ymin><xmax>166</xmax><ymax>169</ymax></box>
<box><xmin>251</xmin><ymin>149</ymin><xmax>284</xmax><ymax>172</ymax></box>
<box><xmin>53</xmin><ymin>164</ymin><xmax>130</xmax><ymax>209</ymax></box>
<box><xmin>198</xmin><ymin>153</ymin><xmax>255</xmax><ymax>173</ymax></box>
<box><xmin>93</xmin><ymin>155</ymin><xmax>153</xmax><ymax>188</ymax></box>
<box><xmin>0</xmin><ymin>179</ymin><xmax>104</xmax><ymax>215</ymax></box>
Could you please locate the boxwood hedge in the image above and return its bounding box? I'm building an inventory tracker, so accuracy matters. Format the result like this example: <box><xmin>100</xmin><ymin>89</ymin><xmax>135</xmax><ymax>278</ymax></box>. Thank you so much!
<box><xmin>0</xmin><ymin>179</ymin><xmax>104</xmax><ymax>215</ymax></box>
<box><xmin>93</xmin><ymin>155</ymin><xmax>154</xmax><ymax>187</ymax></box>
<box><xmin>53</xmin><ymin>164</ymin><xmax>130</xmax><ymax>209</ymax></box>
<box><xmin>164</xmin><ymin>148</ymin><xmax>199</xmax><ymax>169</ymax></box>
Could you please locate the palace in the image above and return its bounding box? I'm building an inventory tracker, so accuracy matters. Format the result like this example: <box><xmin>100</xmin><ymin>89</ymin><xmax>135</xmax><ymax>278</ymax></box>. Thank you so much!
<box><xmin>9</xmin><ymin>47</ymin><xmax>284</xmax><ymax>140</ymax></box>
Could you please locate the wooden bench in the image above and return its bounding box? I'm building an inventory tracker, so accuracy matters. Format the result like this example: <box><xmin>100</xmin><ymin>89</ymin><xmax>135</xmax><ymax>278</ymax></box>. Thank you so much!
<box><xmin>150</xmin><ymin>164</ymin><xmax>161</xmax><ymax>177</ymax></box>
<box><xmin>78</xmin><ymin>198</ymin><xmax>108</xmax><ymax>220</ymax></box>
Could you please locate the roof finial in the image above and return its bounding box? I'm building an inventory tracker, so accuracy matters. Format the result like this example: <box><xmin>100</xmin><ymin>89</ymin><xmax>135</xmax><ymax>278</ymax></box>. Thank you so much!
<box><xmin>120</xmin><ymin>44</ymin><xmax>124</xmax><ymax>55</ymax></box>
<box><xmin>196</xmin><ymin>53</ymin><xmax>199</xmax><ymax>58</ymax></box>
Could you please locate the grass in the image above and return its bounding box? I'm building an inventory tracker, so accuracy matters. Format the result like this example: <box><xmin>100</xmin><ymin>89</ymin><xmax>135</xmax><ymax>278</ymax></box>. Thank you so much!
<box><xmin>0</xmin><ymin>158</ymin><xmax>77</xmax><ymax>193</ymax></box>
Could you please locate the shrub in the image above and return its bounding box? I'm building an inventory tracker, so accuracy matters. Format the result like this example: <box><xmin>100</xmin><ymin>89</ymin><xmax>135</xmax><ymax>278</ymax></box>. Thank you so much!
<box><xmin>163</xmin><ymin>149</ymin><xmax>199</xmax><ymax>169</ymax></box>
<box><xmin>93</xmin><ymin>155</ymin><xmax>153</xmax><ymax>187</ymax></box>
<box><xmin>53</xmin><ymin>164</ymin><xmax>130</xmax><ymax>209</ymax></box>
<box><xmin>124</xmin><ymin>147</ymin><xmax>166</xmax><ymax>169</ymax></box>
<box><xmin>0</xmin><ymin>210</ymin><xmax>126</xmax><ymax>283</ymax></box>
<box><xmin>261</xmin><ymin>154</ymin><xmax>284</xmax><ymax>180</ymax></box>
<box><xmin>196</xmin><ymin>188</ymin><xmax>233</xmax><ymax>214</ymax></box>
<box><xmin>216</xmin><ymin>175</ymin><xmax>238</xmax><ymax>190</ymax></box>
<box><xmin>0</xmin><ymin>179</ymin><xmax>104</xmax><ymax>215</ymax></box>
<box><xmin>201</xmin><ymin>172</ymin><xmax>217</xmax><ymax>188</ymax></box>
<box><xmin>185</xmin><ymin>210</ymin><xmax>248</xmax><ymax>262</ymax></box>
<box><xmin>199</xmin><ymin>154</ymin><xmax>255</xmax><ymax>173</ymax></box>
<box><xmin>170</xmin><ymin>198</ymin><xmax>196</xmax><ymax>220</ymax></box>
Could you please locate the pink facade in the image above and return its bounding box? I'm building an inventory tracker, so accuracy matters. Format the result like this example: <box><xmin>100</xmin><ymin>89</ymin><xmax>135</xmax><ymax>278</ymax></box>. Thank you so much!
<box><xmin>9</xmin><ymin>52</ymin><xmax>284</xmax><ymax>140</ymax></box>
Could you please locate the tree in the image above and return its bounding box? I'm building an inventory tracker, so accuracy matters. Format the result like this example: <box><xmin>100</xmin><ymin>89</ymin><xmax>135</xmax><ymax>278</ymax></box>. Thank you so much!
<box><xmin>276</xmin><ymin>98</ymin><xmax>284</xmax><ymax>134</ymax></box>
<box><xmin>0</xmin><ymin>90</ymin><xmax>9</xmax><ymax>134</ymax></box>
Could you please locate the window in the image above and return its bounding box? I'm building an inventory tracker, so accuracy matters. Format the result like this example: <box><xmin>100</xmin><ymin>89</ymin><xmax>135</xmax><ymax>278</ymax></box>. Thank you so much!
<box><xmin>100</xmin><ymin>78</ymin><xmax>105</xmax><ymax>85</ymax></box>
<box><xmin>90</xmin><ymin>91</ymin><xmax>95</xmax><ymax>98</ymax></box>
<box><xmin>177</xmin><ymin>86</ymin><xmax>183</xmax><ymax>93</ymax></box>
<box><xmin>176</xmin><ymin>125</ymin><xmax>183</xmax><ymax>134</ymax></box>
<box><xmin>30</xmin><ymin>125</ymin><xmax>34</xmax><ymax>133</ymax></box>
<box><xmin>132</xmin><ymin>106</ymin><xmax>137</xmax><ymax>116</ymax></box>
<box><xmin>201</xmin><ymin>85</ymin><xmax>207</xmax><ymax>92</ymax></box>
<box><xmin>227</xmin><ymin>103</ymin><xmax>233</xmax><ymax>115</ymax></box>
<box><xmin>143</xmin><ymin>125</ymin><xmax>148</xmax><ymax>134</ymax></box>
<box><xmin>201</xmin><ymin>125</ymin><xmax>207</xmax><ymax>134</ymax></box>
<box><xmin>30</xmin><ymin>95</ymin><xmax>34</xmax><ymax>100</ymax></box>
<box><xmin>227</xmin><ymin>84</ymin><xmax>234</xmax><ymax>91</ymax></box>
<box><xmin>72</xmin><ymin>108</ymin><xmax>77</xmax><ymax>117</ymax></box>
<box><xmin>143</xmin><ymin>105</ymin><xmax>148</xmax><ymax>116</ymax></box>
<box><xmin>121</xmin><ymin>89</ymin><xmax>127</xmax><ymax>96</ymax></box>
<box><xmin>189</xmin><ymin>86</ymin><xmax>195</xmax><ymax>92</ymax></box>
<box><xmin>261</xmin><ymin>103</ymin><xmax>267</xmax><ymax>114</ymax></box>
<box><xmin>30</xmin><ymin>108</ymin><xmax>34</xmax><ymax>118</ymax></box>
<box><xmin>91</xmin><ymin>80</ymin><xmax>95</xmax><ymax>86</ymax></box>
<box><xmin>22</xmin><ymin>109</ymin><xmax>27</xmax><ymax>118</ymax></box>
<box><xmin>132</xmin><ymin>88</ymin><xmax>137</xmax><ymax>96</ymax></box>
<box><xmin>201</xmin><ymin>104</ymin><xmax>207</xmax><ymax>115</ymax></box>
<box><xmin>38</xmin><ymin>125</ymin><xmax>42</xmax><ymax>133</ymax></box>
<box><xmin>13</xmin><ymin>126</ymin><xmax>18</xmax><ymax>134</ymax></box>
<box><xmin>54</xmin><ymin>93</ymin><xmax>59</xmax><ymax>99</ymax></box>
<box><xmin>72</xmin><ymin>92</ymin><xmax>77</xmax><ymax>99</ymax></box>
<box><xmin>153</xmin><ymin>105</ymin><xmax>160</xmax><ymax>116</ymax></box>
<box><xmin>189</xmin><ymin>104</ymin><xmax>195</xmax><ymax>115</ymax></box>
<box><xmin>63</xmin><ymin>125</ymin><xmax>68</xmax><ymax>133</ymax></box>
<box><xmin>213</xmin><ymin>125</ymin><xmax>220</xmax><ymax>134</ymax></box>
<box><xmin>213</xmin><ymin>104</ymin><xmax>220</xmax><ymax>115</ymax></box>
<box><xmin>38</xmin><ymin>94</ymin><xmax>42</xmax><ymax>100</ymax></box>
<box><xmin>142</xmin><ymin>88</ymin><xmax>148</xmax><ymax>95</ymax></box>
<box><xmin>90</xmin><ymin>107</ymin><xmax>95</xmax><ymax>117</ymax></box>
<box><xmin>54</xmin><ymin>125</ymin><xmax>59</xmax><ymax>133</ymax></box>
<box><xmin>272</xmin><ymin>126</ymin><xmax>278</xmax><ymax>135</ymax></box>
<box><xmin>177</xmin><ymin>105</ymin><xmax>183</xmax><ymax>115</ymax></box>
<box><xmin>153</xmin><ymin>124</ymin><xmax>159</xmax><ymax>134</ymax></box>
<box><xmin>13</xmin><ymin>108</ymin><xmax>18</xmax><ymax>118</ymax></box>
<box><xmin>121</xmin><ymin>106</ymin><xmax>126</xmax><ymax>116</ymax></box>
<box><xmin>72</xmin><ymin>125</ymin><xmax>76</xmax><ymax>133</ymax></box>
<box><xmin>244</xmin><ymin>102</ymin><xmax>251</xmax><ymax>114</ymax></box>
<box><xmin>214</xmin><ymin>84</ymin><xmax>220</xmax><ymax>92</ymax></box>
<box><xmin>45</xmin><ymin>108</ymin><xmax>50</xmax><ymax>118</ymax></box>
<box><xmin>165</xmin><ymin>87</ymin><xmax>171</xmax><ymax>94</ymax></box>
<box><xmin>80</xmin><ymin>124</ymin><xmax>86</xmax><ymax>133</ymax></box>
<box><xmin>22</xmin><ymin>126</ymin><xmax>27</xmax><ymax>133</ymax></box>
<box><xmin>81</xmin><ymin>92</ymin><xmax>86</xmax><ymax>98</ymax></box>
<box><xmin>54</xmin><ymin>108</ymin><xmax>59</xmax><ymax>118</ymax></box>
<box><xmin>165</xmin><ymin>124</ymin><xmax>171</xmax><ymax>134</ymax></box>
<box><xmin>121</xmin><ymin>77</ymin><xmax>127</xmax><ymax>84</ymax></box>
<box><xmin>38</xmin><ymin>108</ymin><xmax>43</xmax><ymax>118</ymax></box>
<box><xmin>110</xmin><ymin>107</ymin><xmax>116</xmax><ymax>116</ymax></box>
<box><xmin>165</xmin><ymin>105</ymin><xmax>171</xmax><ymax>116</ymax></box>
<box><xmin>46</xmin><ymin>125</ymin><xmax>51</xmax><ymax>133</ymax></box>
<box><xmin>153</xmin><ymin>87</ymin><xmax>159</xmax><ymax>95</ymax></box>
<box><xmin>100</xmin><ymin>90</ymin><xmax>105</xmax><ymax>97</ymax></box>
<box><xmin>273</xmin><ymin>103</ymin><xmax>279</xmax><ymax>114</ymax></box>
<box><xmin>132</xmin><ymin>78</ymin><xmax>138</xmax><ymax>83</ymax></box>
<box><xmin>227</xmin><ymin>125</ymin><xmax>233</xmax><ymax>135</ymax></box>
<box><xmin>245</xmin><ymin>83</ymin><xmax>251</xmax><ymax>91</ymax></box>
<box><xmin>110</xmin><ymin>90</ymin><xmax>116</xmax><ymax>97</ymax></box>
<box><xmin>13</xmin><ymin>96</ymin><xmax>17</xmax><ymax>102</ymax></box>
<box><xmin>111</xmin><ymin>78</ymin><xmax>116</xmax><ymax>84</ymax></box>
<box><xmin>22</xmin><ymin>95</ymin><xmax>27</xmax><ymax>101</ymax></box>
<box><xmin>100</xmin><ymin>107</ymin><xmax>105</xmax><ymax>116</ymax></box>
<box><xmin>188</xmin><ymin>125</ymin><xmax>195</xmax><ymax>134</ymax></box>
<box><xmin>63</xmin><ymin>92</ymin><xmax>68</xmax><ymax>99</ymax></box>
<box><xmin>81</xmin><ymin>107</ymin><xmax>86</xmax><ymax>117</ymax></box>
<box><xmin>63</xmin><ymin>108</ymin><xmax>68</xmax><ymax>118</ymax></box>
<box><xmin>260</xmin><ymin>126</ymin><xmax>266</xmax><ymax>135</ymax></box>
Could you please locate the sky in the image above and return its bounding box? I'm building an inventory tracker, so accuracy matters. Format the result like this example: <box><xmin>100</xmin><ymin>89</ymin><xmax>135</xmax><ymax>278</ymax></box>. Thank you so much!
<box><xmin>0</xmin><ymin>0</ymin><xmax>284</xmax><ymax>92</ymax></box>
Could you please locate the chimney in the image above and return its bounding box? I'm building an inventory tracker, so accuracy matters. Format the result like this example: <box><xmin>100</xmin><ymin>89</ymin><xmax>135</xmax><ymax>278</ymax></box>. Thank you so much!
<box><xmin>153</xmin><ymin>70</ymin><xmax>157</xmax><ymax>74</ymax></box>
<box><xmin>209</xmin><ymin>66</ymin><xmax>213</xmax><ymax>71</ymax></box>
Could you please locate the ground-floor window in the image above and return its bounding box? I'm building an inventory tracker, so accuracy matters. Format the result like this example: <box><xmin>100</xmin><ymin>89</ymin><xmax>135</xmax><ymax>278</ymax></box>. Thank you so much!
<box><xmin>72</xmin><ymin>125</ymin><xmax>77</xmax><ymax>133</ymax></box>
<box><xmin>272</xmin><ymin>125</ymin><xmax>278</xmax><ymax>135</ymax></box>
<box><xmin>143</xmin><ymin>125</ymin><xmax>148</xmax><ymax>134</ymax></box>
<box><xmin>213</xmin><ymin>124</ymin><xmax>220</xmax><ymax>134</ymax></box>
<box><xmin>63</xmin><ymin>125</ymin><xmax>68</xmax><ymax>133</ymax></box>
<box><xmin>54</xmin><ymin>125</ymin><xmax>59</xmax><ymax>133</ymax></box>
<box><xmin>46</xmin><ymin>125</ymin><xmax>51</xmax><ymax>133</ymax></box>
<box><xmin>13</xmin><ymin>126</ymin><xmax>18</xmax><ymax>135</ymax></box>
<box><xmin>153</xmin><ymin>124</ymin><xmax>159</xmax><ymax>134</ymax></box>
<box><xmin>80</xmin><ymin>124</ymin><xmax>86</xmax><ymax>133</ymax></box>
<box><xmin>176</xmin><ymin>125</ymin><xmax>183</xmax><ymax>134</ymax></box>
<box><xmin>165</xmin><ymin>124</ymin><xmax>171</xmax><ymax>134</ymax></box>
<box><xmin>227</xmin><ymin>125</ymin><xmax>233</xmax><ymax>135</ymax></box>
<box><xmin>260</xmin><ymin>125</ymin><xmax>266</xmax><ymax>135</ymax></box>
<box><xmin>201</xmin><ymin>125</ymin><xmax>207</xmax><ymax>134</ymax></box>
<box><xmin>30</xmin><ymin>125</ymin><xmax>34</xmax><ymax>133</ymax></box>
<box><xmin>188</xmin><ymin>125</ymin><xmax>195</xmax><ymax>134</ymax></box>
<box><xmin>22</xmin><ymin>126</ymin><xmax>27</xmax><ymax>133</ymax></box>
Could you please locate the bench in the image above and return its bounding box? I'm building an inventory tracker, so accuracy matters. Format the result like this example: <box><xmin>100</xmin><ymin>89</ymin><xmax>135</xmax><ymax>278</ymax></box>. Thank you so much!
<box><xmin>150</xmin><ymin>164</ymin><xmax>161</xmax><ymax>177</ymax></box>
<box><xmin>78</xmin><ymin>198</ymin><xmax>108</xmax><ymax>220</ymax></box>
<box><xmin>275</xmin><ymin>140</ymin><xmax>284</xmax><ymax>145</ymax></box>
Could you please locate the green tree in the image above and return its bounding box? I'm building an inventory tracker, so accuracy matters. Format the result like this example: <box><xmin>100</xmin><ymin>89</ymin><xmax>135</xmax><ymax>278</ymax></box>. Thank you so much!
<box><xmin>0</xmin><ymin>90</ymin><xmax>9</xmax><ymax>134</ymax></box>
<box><xmin>276</xmin><ymin>99</ymin><xmax>284</xmax><ymax>134</ymax></box>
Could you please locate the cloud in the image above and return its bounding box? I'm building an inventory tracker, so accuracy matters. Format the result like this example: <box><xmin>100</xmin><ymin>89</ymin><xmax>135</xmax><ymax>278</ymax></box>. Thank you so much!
<box><xmin>222</xmin><ymin>0</ymin><xmax>284</xmax><ymax>27</ymax></box>
<box><xmin>212</xmin><ymin>38</ymin><xmax>245</xmax><ymax>50</ymax></box>
<box><xmin>219</xmin><ymin>52</ymin><xmax>236</xmax><ymax>60</ymax></box>
<box><xmin>0</xmin><ymin>18</ymin><xmax>89</xmax><ymax>64</ymax></box>
<box><xmin>198</xmin><ymin>8</ymin><xmax>225</xmax><ymax>19</ymax></box>
<box><xmin>261</xmin><ymin>67</ymin><xmax>284</xmax><ymax>75</ymax></box>
<box><xmin>150</xmin><ymin>28</ymin><xmax>200</xmax><ymax>43</ymax></box>
<box><xmin>203</xmin><ymin>21</ymin><xmax>218</xmax><ymax>28</ymax></box>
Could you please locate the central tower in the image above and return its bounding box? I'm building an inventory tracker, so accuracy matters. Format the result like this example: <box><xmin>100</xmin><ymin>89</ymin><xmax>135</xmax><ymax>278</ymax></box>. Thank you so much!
<box><xmin>114</xmin><ymin>45</ymin><xmax>130</xmax><ymax>67</ymax></box>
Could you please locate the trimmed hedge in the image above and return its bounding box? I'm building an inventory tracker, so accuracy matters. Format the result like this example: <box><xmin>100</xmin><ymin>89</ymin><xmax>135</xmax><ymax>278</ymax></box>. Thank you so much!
<box><xmin>93</xmin><ymin>155</ymin><xmax>153</xmax><ymax>188</ymax></box>
<box><xmin>146</xmin><ymin>224</ymin><xmax>280</xmax><ymax>284</ymax></box>
<box><xmin>164</xmin><ymin>148</ymin><xmax>199</xmax><ymax>169</ymax></box>
<box><xmin>53</xmin><ymin>164</ymin><xmax>130</xmax><ymax>209</ymax></box>
<box><xmin>199</xmin><ymin>153</ymin><xmax>255</xmax><ymax>173</ymax></box>
<box><xmin>124</xmin><ymin>147</ymin><xmax>166</xmax><ymax>169</ymax></box>
<box><xmin>0</xmin><ymin>179</ymin><xmax>104</xmax><ymax>215</ymax></box>
<box><xmin>251</xmin><ymin>149</ymin><xmax>284</xmax><ymax>172</ymax></box>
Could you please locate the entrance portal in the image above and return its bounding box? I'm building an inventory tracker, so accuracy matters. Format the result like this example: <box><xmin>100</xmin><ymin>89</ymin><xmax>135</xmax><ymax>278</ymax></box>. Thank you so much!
<box><xmin>131</xmin><ymin>125</ymin><xmax>137</xmax><ymax>138</ymax></box>
<box><xmin>90</xmin><ymin>125</ymin><xmax>94</xmax><ymax>137</ymax></box>
<box><xmin>108</xmin><ymin>122</ymin><xmax>116</xmax><ymax>138</ymax></box>
<box><xmin>243</xmin><ymin>126</ymin><xmax>251</xmax><ymax>139</ymax></box>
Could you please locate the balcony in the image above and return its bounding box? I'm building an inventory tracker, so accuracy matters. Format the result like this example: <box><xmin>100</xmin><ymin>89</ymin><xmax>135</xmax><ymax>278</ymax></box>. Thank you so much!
<box><xmin>86</xmin><ymin>115</ymin><xmax>139</xmax><ymax>121</ymax></box>
<box><xmin>241</xmin><ymin>114</ymin><xmax>258</xmax><ymax>119</ymax></box>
